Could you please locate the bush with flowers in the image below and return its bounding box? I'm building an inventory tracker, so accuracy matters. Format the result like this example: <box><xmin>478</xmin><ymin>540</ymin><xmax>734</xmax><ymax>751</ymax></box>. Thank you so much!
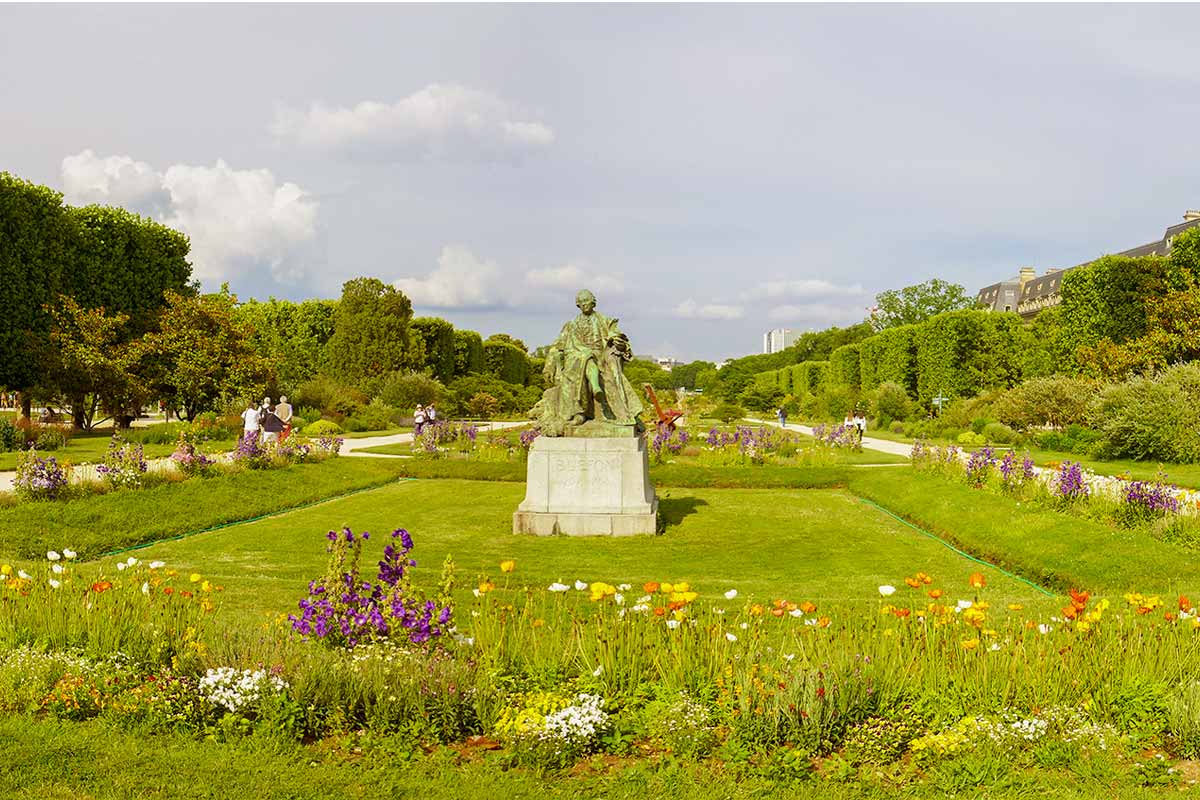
<box><xmin>12</xmin><ymin>448</ymin><xmax>69</xmax><ymax>500</ymax></box>
<box><xmin>95</xmin><ymin>434</ymin><xmax>149</xmax><ymax>489</ymax></box>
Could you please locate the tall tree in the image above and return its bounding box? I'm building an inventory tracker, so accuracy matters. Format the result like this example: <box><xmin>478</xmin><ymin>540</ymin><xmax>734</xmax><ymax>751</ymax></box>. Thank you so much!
<box><xmin>235</xmin><ymin>297</ymin><xmax>336</xmax><ymax>391</ymax></box>
<box><xmin>324</xmin><ymin>278</ymin><xmax>420</xmax><ymax>386</ymax></box>
<box><xmin>48</xmin><ymin>297</ymin><xmax>150</xmax><ymax>429</ymax></box>
<box><xmin>0</xmin><ymin>174</ymin><xmax>72</xmax><ymax>415</ymax></box>
<box><xmin>144</xmin><ymin>289</ymin><xmax>274</xmax><ymax>421</ymax></box>
<box><xmin>411</xmin><ymin>317</ymin><xmax>457</xmax><ymax>382</ymax></box>
<box><xmin>872</xmin><ymin>279</ymin><xmax>973</xmax><ymax>330</ymax></box>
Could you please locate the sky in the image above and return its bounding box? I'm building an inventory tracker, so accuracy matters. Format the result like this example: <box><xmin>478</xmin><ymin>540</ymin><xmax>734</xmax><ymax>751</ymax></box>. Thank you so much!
<box><xmin>3</xmin><ymin>4</ymin><xmax>1199</xmax><ymax>362</ymax></box>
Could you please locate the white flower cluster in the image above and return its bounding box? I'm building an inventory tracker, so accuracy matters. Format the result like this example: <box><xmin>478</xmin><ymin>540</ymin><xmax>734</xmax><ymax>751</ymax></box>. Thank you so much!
<box><xmin>975</xmin><ymin>707</ymin><xmax>1116</xmax><ymax>750</ymax></box>
<box><xmin>538</xmin><ymin>693</ymin><xmax>608</xmax><ymax>746</ymax></box>
<box><xmin>198</xmin><ymin>667</ymin><xmax>288</xmax><ymax>713</ymax></box>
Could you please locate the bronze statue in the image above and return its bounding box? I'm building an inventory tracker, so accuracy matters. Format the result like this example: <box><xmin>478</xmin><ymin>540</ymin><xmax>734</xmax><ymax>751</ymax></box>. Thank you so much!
<box><xmin>531</xmin><ymin>289</ymin><xmax>644</xmax><ymax>436</ymax></box>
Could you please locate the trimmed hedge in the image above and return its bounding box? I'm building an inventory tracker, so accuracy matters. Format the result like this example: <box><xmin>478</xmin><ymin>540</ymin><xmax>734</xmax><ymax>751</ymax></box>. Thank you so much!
<box><xmin>828</xmin><ymin>344</ymin><xmax>860</xmax><ymax>389</ymax></box>
<box><xmin>793</xmin><ymin>361</ymin><xmax>827</xmax><ymax>395</ymax></box>
<box><xmin>913</xmin><ymin>310</ymin><xmax>1025</xmax><ymax>402</ymax></box>
<box><xmin>861</xmin><ymin>325</ymin><xmax>918</xmax><ymax>396</ymax></box>
<box><xmin>483</xmin><ymin>340</ymin><xmax>531</xmax><ymax>385</ymax></box>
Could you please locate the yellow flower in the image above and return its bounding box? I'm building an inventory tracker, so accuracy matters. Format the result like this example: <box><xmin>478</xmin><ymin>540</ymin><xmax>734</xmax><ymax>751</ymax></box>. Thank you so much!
<box><xmin>589</xmin><ymin>582</ymin><xmax>617</xmax><ymax>602</ymax></box>
<box><xmin>1007</xmin><ymin>603</ymin><xmax>1023</xmax><ymax>611</ymax></box>
<box><xmin>189</xmin><ymin>573</ymin><xmax>202</xmax><ymax>583</ymax></box>
<box><xmin>0</xmin><ymin>564</ymin><xmax>11</xmax><ymax>576</ymax></box>
<box><xmin>962</xmin><ymin>608</ymin><xmax>987</xmax><ymax>629</ymax></box>
<box><xmin>674</xmin><ymin>581</ymin><xmax>690</xmax><ymax>593</ymax></box>
<box><xmin>499</xmin><ymin>560</ymin><xmax>516</xmax><ymax>573</ymax></box>
<box><xmin>1076</xmin><ymin>621</ymin><xmax>1091</xmax><ymax>632</ymax></box>
<box><xmin>478</xmin><ymin>579</ymin><xmax>496</xmax><ymax>594</ymax></box>
<box><xmin>200</xmin><ymin>580</ymin><xmax>213</xmax><ymax>593</ymax></box>
<box><xmin>961</xmin><ymin>638</ymin><xmax>979</xmax><ymax>650</ymax></box>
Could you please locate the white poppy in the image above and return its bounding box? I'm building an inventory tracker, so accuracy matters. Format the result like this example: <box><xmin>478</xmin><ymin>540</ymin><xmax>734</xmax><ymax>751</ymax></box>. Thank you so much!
<box><xmin>724</xmin><ymin>589</ymin><xmax>738</xmax><ymax>600</ymax></box>
<box><xmin>149</xmin><ymin>561</ymin><xmax>166</xmax><ymax>569</ymax></box>
<box><xmin>878</xmin><ymin>585</ymin><xmax>896</xmax><ymax>597</ymax></box>
<box><xmin>548</xmin><ymin>582</ymin><xmax>570</xmax><ymax>593</ymax></box>
<box><xmin>574</xmin><ymin>580</ymin><xmax>588</xmax><ymax>591</ymax></box>
<box><xmin>63</xmin><ymin>549</ymin><xmax>77</xmax><ymax>560</ymax></box>
<box><xmin>48</xmin><ymin>579</ymin><xmax>61</xmax><ymax>589</ymax></box>
<box><xmin>18</xmin><ymin>570</ymin><xmax>32</xmax><ymax>580</ymax></box>
<box><xmin>725</xmin><ymin>632</ymin><xmax>738</xmax><ymax>642</ymax></box>
<box><xmin>51</xmin><ymin>564</ymin><xmax>64</xmax><ymax>574</ymax></box>
<box><xmin>46</xmin><ymin>551</ymin><xmax>61</xmax><ymax>561</ymax></box>
<box><xmin>141</xmin><ymin>582</ymin><xmax>150</xmax><ymax>595</ymax></box>
<box><xmin>592</xmin><ymin>665</ymin><xmax>604</xmax><ymax>676</ymax></box>
<box><xmin>666</xmin><ymin>619</ymin><xmax>681</xmax><ymax>630</ymax></box>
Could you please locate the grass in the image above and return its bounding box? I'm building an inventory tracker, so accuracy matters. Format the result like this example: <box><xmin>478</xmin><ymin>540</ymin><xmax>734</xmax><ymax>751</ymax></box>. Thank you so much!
<box><xmin>0</xmin><ymin>458</ymin><xmax>411</xmax><ymax>561</ymax></box>
<box><xmin>0</xmin><ymin>431</ymin><xmax>177</xmax><ymax>471</ymax></box>
<box><xmin>339</xmin><ymin>426</ymin><xmax>412</xmax><ymax>439</ymax></box>
<box><xmin>846</xmin><ymin>467</ymin><xmax>1200</xmax><ymax>594</ymax></box>
<box><xmin>111</xmin><ymin>478</ymin><xmax>1044</xmax><ymax>628</ymax></box>
<box><xmin>383</xmin><ymin>457</ymin><xmax>854</xmax><ymax>489</ymax></box>
<box><xmin>0</xmin><ymin>716</ymin><xmax>1179</xmax><ymax>800</ymax></box>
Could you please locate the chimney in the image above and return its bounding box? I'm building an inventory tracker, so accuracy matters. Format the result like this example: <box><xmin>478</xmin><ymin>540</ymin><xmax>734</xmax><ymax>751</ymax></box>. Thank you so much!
<box><xmin>1185</xmin><ymin>210</ymin><xmax>1200</xmax><ymax>222</ymax></box>
<box><xmin>1018</xmin><ymin>267</ymin><xmax>1035</xmax><ymax>287</ymax></box>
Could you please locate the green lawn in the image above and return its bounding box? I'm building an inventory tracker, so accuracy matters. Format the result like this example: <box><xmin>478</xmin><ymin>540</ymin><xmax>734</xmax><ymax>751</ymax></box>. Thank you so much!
<box><xmin>114</xmin><ymin>477</ymin><xmax>1045</xmax><ymax>628</ymax></box>
<box><xmin>340</xmin><ymin>426</ymin><xmax>412</xmax><ymax>439</ymax></box>
<box><xmin>0</xmin><ymin>716</ymin><xmax>1172</xmax><ymax>800</ymax></box>
<box><xmin>0</xmin><ymin>458</ymin><xmax>411</xmax><ymax>560</ymax></box>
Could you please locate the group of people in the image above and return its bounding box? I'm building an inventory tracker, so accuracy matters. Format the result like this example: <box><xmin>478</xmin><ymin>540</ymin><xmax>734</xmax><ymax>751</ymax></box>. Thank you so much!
<box><xmin>413</xmin><ymin>403</ymin><xmax>437</xmax><ymax>435</ymax></box>
<box><xmin>844</xmin><ymin>409</ymin><xmax>867</xmax><ymax>444</ymax></box>
<box><xmin>241</xmin><ymin>396</ymin><xmax>293</xmax><ymax>443</ymax></box>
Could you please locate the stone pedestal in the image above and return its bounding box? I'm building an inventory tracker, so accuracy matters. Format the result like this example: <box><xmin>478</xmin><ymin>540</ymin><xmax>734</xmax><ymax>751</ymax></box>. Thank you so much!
<box><xmin>513</xmin><ymin>435</ymin><xmax>658</xmax><ymax>536</ymax></box>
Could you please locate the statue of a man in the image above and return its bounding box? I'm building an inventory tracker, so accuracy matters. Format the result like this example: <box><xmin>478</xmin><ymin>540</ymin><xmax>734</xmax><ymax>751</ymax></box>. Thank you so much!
<box><xmin>531</xmin><ymin>289</ymin><xmax>644</xmax><ymax>436</ymax></box>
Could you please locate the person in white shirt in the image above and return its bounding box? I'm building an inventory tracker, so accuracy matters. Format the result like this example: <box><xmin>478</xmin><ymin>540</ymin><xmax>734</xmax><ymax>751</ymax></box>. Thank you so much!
<box><xmin>240</xmin><ymin>401</ymin><xmax>261</xmax><ymax>442</ymax></box>
<box><xmin>414</xmin><ymin>405</ymin><xmax>426</xmax><ymax>436</ymax></box>
<box><xmin>853</xmin><ymin>410</ymin><xmax>867</xmax><ymax>443</ymax></box>
<box><xmin>427</xmin><ymin>404</ymin><xmax>437</xmax><ymax>424</ymax></box>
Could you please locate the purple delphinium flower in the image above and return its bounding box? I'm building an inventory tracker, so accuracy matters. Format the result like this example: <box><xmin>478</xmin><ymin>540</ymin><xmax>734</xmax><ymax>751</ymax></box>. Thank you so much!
<box><xmin>1056</xmin><ymin>461</ymin><xmax>1089</xmax><ymax>500</ymax></box>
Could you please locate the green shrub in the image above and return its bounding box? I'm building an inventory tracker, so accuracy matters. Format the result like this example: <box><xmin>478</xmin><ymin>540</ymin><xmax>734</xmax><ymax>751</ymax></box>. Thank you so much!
<box><xmin>970</xmin><ymin>417</ymin><xmax>992</xmax><ymax>435</ymax></box>
<box><xmin>0</xmin><ymin>417</ymin><xmax>17</xmax><ymax>452</ymax></box>
<box><xmin>345</xmin><ymin>399</ymin><xmax>399</xmax><ymax>432</ymax></box>
<box><xmin>1088</xmin><ymin>363</ymin><xmax>1200</xmax><ymax>462</ymax></box>
<box><xmin>303</xmin><ymin>420</ymin><xmax>343</xmax><ymax>436</ymax></box>
<box><xmin>957</xmin><ymin>431</ymin><xmax>986</xmax><ymax>447</ymax></box>
<box><xmin>377</xmin><ymin>371</ymin><xmax>444</xmax><ymax>412</ymax></box>
<box><xmin>292</xmin><ymin>375</ymin><xmax>367</xmax><ymax>419</ymax></box>
<box><xmin>712</xmin><ymin>402</ymin><xmax>745</xmax><ymax>424</ymax></box>
<box><xmin>737</xmin><ymin>384</ymin><xmax>783</xmax><ymax>413</ymax></box>
<box><xmin>889</xmin><ymin>421</ymin><xmax>905</xmax><ymax>434</ymax></box>
<box><xmin>981</xmin><ymin>422</ymin><xmax>1020</xmax><ymax>445</ymax></box>
<box><xmin>872</xmin><ymin>382</ymin><xmax>913</xmax><ymax>423</ymax></box>
<box><xmin>993</xmin><ymin>376</ymin><xmax>1096</xmax><ymax>431</ymax></box>
<box><xmin>125</xmin><ymin>422</ymin><xmax>188</xmax><ymax>446</ymax></box>
<box><xmin>35</xmin><ymin>429</ymin><xmax>68</xmax><ymax>451</ymax></box>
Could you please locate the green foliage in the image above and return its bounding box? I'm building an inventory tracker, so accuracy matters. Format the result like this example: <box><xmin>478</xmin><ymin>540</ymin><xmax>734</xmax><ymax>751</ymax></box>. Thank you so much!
<box><xmin>981</xmin><ymin>422</ymin><xmax>1020</xmax><ymax>445</ymax></box>
<box><xmin>841</xmin><ymin>705</ymin><xmax>925</xmax><ymax>765</ymax></box>
<box><xmin>827</xmin><ymin>344</ymin><xmax>860</xmax><ymax>389</ymax></box>
<box><xmin>871</xmin><ymin>382</ymin><xmax>913</xmax><ymax>423</ymax></box>
<box><xmin>1020</xmin><ymin>306</ymin><xmax>1071</xmax><ymax>378</ymax></box>
<box><xmin>344</xmin><ymin>399</ymin><xmax>400</xmax><ymax>432</ymax></box>
<box><xmin>452</xmin><ymin>330</ymin><xmax>485</xmax><ymax>376</ymax></box>
<box><xmin>859</xmin><ymin>324</ymin><xmax>918</xmax><ymax>396</ymax></box>
<box><xmin>233</xmin><ymin>298</ymin><xmax>336</xmax><ymax>391</ymax></box>
<box><xmin>467</xmin><ymin>392</ymin><xmax>501</xmax><ymax>419</ymax></box>
<box><xmin>792</xmin><ymin>361</ymin><xmax>828</xmax><ymax>396</ymax></box>
<box><xmin>993</xmin><ymin>376</ymin><xmax>1095</xmax><ymax>430</ymax></box>
<box><xmin>1059</xmin><ymin>254</ymin><xmax>1180</xmax><ymax>355</ymax></box>
<box><xmin>324</xmin><ymin>278</ymin><xmax>418</xmax><ymax>386</ymax></box>
<box><xmin>914</xmin><ymin>310</ymin><xmax>1025</xmax><ymax>403</ymax></box>
<box><xmin>0</xmin><ymin>174</ymin><xmax>72</xmax><ymax>393</ymax></box>
<box><xmin>873</xmin><ymin>278</ymin><xmax>972</xmax><ymax>330</ymax></box>
<box><xmin>483</xmin><ymin>339</ymin><xmax>531</xmax><ymax>385</ymax></box>
<box><xmin>292</xmin><ymin>374</ymin><xmax>368</xmax><ymax>420</ymax></box>
<box><xmin>623</xmin><ymin>359</ymin><xmax>674</xmax><ymax>392</ymax></box>
<box><xmin>737</xmin><ymin>384</ymin><xmax>783</xmax><ymax>413</ymax></box>
<box><xmin>1087</xmin><ymin>362</ymin><xmax>1200</xmax><ymax>463</ymax></box>
<box><xmin>302</xmin><ymin>419</ymin><xmax>344</xmax><ymax>436</ymax></box>
<box><xmin>711</xmin><ymin>402</ymin><xmax>745</xmax><ymax>424</ymax></box>
<box><xmin>144</xmin><ymin>290</ymin><xmax>274</xmax><ymax>421</ymax></box>
<box><xmin>377</xmin><ymin>372</ymin><xmax>445</xmax><ymax>411</ymax></box>
<box><xmin>668</xmin><ymin>361</ymin><xmax>716</xmax><ymax>391</ymax></box>
<box><xmin>411</xmin><ymin>318</ymin><xmax>457</xmax><ymax>382</ymax></box>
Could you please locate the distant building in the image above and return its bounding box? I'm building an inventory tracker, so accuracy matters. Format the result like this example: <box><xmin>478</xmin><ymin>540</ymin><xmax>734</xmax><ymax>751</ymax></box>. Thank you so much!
<box><xmin>974</xmin><ymin>211</ymin><xmax>1200</xmax><ymax>320</ymax></box>
<box><xmin>762</xmin><ymin>328</ymin><xmax>797</xmax><ymax>354</ymax></box>
<box><xmin>654</xmin><ymin>356</ymin><xmax>682</xmax><ymax>371</ymax></box>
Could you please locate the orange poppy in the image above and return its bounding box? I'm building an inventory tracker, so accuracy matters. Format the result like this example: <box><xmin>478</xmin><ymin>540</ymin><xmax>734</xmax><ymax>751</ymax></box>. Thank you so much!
<box><xmin>969</xmin><ymin>572</ymin><xmax>986</xmax><ymax>590</ymax></box>
<box><xmin>917</xmin><ymin>572</ymin><xmax>933</xmax><ymax>585</ymax></box>
<box><xmin>771</xmin><ymin>607</ymin><xmax>785</xmax><ymax>617</ymax></box>
<box><xmin>1165</xmin><ymin>612</ymin><xmax>1178</xmax><ymax>622</ymax></box>
<box><xmin>643</xmin><ymin>581</ymin><xmax>661</xmax><ymax>594</ymax></box>
<box><xmin>892</xmin><ymin>608</ymin><xmax>911</xmax><ymax>619</ymax></box>
<box><xmin>91</xmin><ymin>581</ymin><xmax>112</xmax><ymax>593</ymax></box>
<box><xmin>1181</xmin><ymin>595</ymin><xmax>1193</xmax><ymax>612</ymax></box>
<box><xmin>905</xmin><ymin>577</ymin><xmax>921</xmax><ymax>588</ymax></box>
<box><xmin>816</xmin><ymin>617</ymin><xmax>831</xmax><ymax>628</ymax></box>
<box><xmin>927</xmin><ymin>589</ymin><xmax>943</xmax><ymax>599</ymax></box>
<box><xmin>1068</xmin><ymin>589</ymin><xmax>1089</xmax><ymax>610</ymax></box>
<box><xmin>653</xmin><ymin>606</ymin><xmax>666</xmax><ymax>616</ymax></box>
<box><xmin>1061</xmin><ymin>605</ymin><xmax>1078</xmax><ymax>620</ymax></box>
<box><xmin>799</xmin><ymin>601</ymin><xmax>817</xmax><ymax>614</ymax></box>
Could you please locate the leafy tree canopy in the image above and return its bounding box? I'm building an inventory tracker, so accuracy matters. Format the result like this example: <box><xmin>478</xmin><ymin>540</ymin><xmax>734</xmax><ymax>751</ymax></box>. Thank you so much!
<box><xmin>872</xmin><ymin>279</ymin><xmax>972</xmax><ymax>330</ymax></box>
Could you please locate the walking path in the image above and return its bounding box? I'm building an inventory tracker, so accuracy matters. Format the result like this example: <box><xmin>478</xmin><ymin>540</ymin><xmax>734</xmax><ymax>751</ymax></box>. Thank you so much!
<box><xmin>752</xmin><ymin>418</ymin><xmax>916</xmax><ymax>460</ymax></box>
<box><xmin>0</xmin><ymin>420</ymin><xmax>529</xmax><ymax>493</ymax></box>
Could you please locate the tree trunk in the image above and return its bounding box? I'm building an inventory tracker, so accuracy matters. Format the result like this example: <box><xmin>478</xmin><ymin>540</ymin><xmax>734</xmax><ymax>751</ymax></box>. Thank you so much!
<box><xmin>19</xmin><ymin>392</ymin><xmax>31</xmax><ymax>421</ymax></box>
<box><xmin>71</xmin><ymin>395</ymin><xmax>87</xmax><ymax>431</ymax></box>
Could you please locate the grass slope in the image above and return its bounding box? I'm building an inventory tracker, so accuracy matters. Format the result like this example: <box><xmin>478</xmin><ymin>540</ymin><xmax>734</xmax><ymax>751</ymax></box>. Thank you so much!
<box><xmin>120</xmin><ymin>478</ymin><xmax>1040</xmax><ymax>627</ymax></box>
<box><xmin>846</xmin><ymin>468</ymin><xmax>1200</xmax><ymax>593</ymax></box>
<box><xmin>0</xmin><ymin>459</ymin><xmax>411</xmax><ymax>561</ymax></box>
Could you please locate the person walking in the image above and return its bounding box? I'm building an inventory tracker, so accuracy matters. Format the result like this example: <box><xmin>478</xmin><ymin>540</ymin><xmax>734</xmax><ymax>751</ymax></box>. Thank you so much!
<box><xmin>427</xmin><ymin>403</ymin><xmax>437</xmax><ymax>425</ymax></box>
<box><xmin>852</xmin><ymin>408</ymin><xmax>867</xmax><ymax>446</ymax></box>
<box><xmin>414</xmin><ymin>404</ymin><xmax>426</xmax><ymax>436</ymax></box>
<box><xmin>776</xmin><ymin>406</ymin><xmax>787</xmax><ymax>428</ymax></box>
<box><xmin>240</xmin><ymin>400</ymin><xmax>261</xmax><ymax>443</ymax></box>
<box><xmin>275</xmin><ymin>395</ymin><xmax>294</xmax><ymax>442</ymax></box>
<box><xmin>261</xmin><ymin>402</ymin><xmax>284</xmax><ymax>443</ymax></box>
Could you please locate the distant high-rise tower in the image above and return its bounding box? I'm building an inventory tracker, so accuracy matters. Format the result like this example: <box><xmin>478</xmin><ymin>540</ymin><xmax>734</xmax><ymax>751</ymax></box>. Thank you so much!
<box><xmin>762</xmin><ymin>328</ymin><xmax>797</xmax><ymax>354</ymax></box>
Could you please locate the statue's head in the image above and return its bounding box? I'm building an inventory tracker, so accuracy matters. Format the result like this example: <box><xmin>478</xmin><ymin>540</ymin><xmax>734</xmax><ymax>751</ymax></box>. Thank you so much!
<box><xmin>575</xmin><ymin>289</ymin><xmax>596</xmax><ymax>314</ymax></box>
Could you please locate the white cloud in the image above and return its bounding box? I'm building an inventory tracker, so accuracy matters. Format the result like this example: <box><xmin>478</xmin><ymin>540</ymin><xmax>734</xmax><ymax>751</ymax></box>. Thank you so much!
<box><xmin>525</xmin><ymin>263</ymin><xmax>624</xmax><ymax>295</ymax></box>
<box><xmin>272</xmin><ymin>83</ymin><xmax>555</xmax><ymax>162</ymax></box>
<box><xmin>394</xmin><ymin>247</ymin><xmax>624</xmax><ymax>310</ymax></box>
<box><xmin>743</xmin><ymin>278</ymin><xmax>867</xmax><ymax>301</ymax></box>
<box><xmin>673</xmin><ymin>298</ymin><xmax>745</xmax><ymax>320</ymax></box>
<box><xmin>395</xmin><ymin>245</ymin><xmax>504</xmax><ymax>309</ymax></box>
<box><xmin>61</xmin><ymin>150</ymin><xmax>319</xmax><ymax>286</ymax></box>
